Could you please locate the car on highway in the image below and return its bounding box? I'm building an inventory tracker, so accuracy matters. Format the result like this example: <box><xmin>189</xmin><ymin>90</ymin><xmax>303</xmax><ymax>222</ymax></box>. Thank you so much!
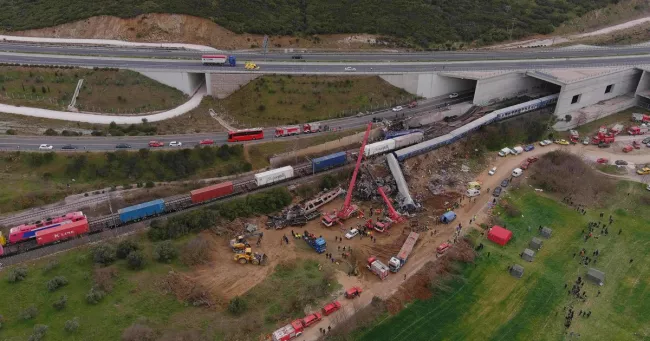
<box><xmin>596</xmin><ymin>158</ymin><xmax>608</xmax><ymax>164</ymax></box>
<box><xmin>615</xmin><ymin>160</ymin><xmax>628</xmax><ymax>166</ymax></box>
<box><xmin>345</xmin><ymin>228</ymin><xmax>359</xmax><ymax>239</ymax></box>
<box><xmin>199</xmin><ymin>139</ymin><xmax>214</xmax><ymax>145</ymax></box>
<box><xmin>344</xmin><ymin>67</ymin><xmax>356</xmax><ymax>72</ymax></box>
<box><xmin>115</xmin><ymin>143</ymin><xmax>131</xmax><ymax>149</ymax></box>
<box><xmin>60</xmin><ymin>144</ymin><xmax>78</xmax><ymax>150</ymax></box>
<box><xmin>148</xmin><ymin>141</ymin><xmax>164</xmax><ymax>147</ymax></box>
<box><xmin>524</xmin><ymin>144</ymin><xmax>535</xmax><ymax>152</ymax></box>
<box><xmin>169</xmin><ymin>141</ymin><xmax>182</xmax><ymax>147</ymax></box>
<box><xmin>539</xmin><ymin>140</ymin><xmax>552</xmax><ymax>146</ymax></box>
<box><xmin>392</xmin><ymin>106</ymin><xmax>403</xmax><ymax>112</ymax></box>
<box><xmin>500</xmin><ymin>179</ymin><xmax>509</xmax><ymax>188</ymax></box>
<box><xmin>449</xmin><ymin>93</ymin><xmax>459</xmax><ymax>99</ymax></box>
<box><xmin>291</xmin><ymin>55</ymin><xmax>303</xmax><ymax>60</ymax></box>
<box><xmin>488</xmin><ymin>167</ymin><xmax>497</xmax><ymax>175</ymax></box>
<box><xmin>39</xmin><ymin>144</ymin><xmax>53</xmax><ymax>150</ymax></box>
<box><xmin>643</xmin><ymin>137</ymin><xmax>650</xmax><ymax>144</ymax></box>
<box><xmin>554</xmin><ymin>139</ymin><xmax>570</xmax><ymax>145</ymax></box>
<box><xmin>492</xmin><ymin>187</ymin><xmax>502</xmax><ymax>197</ymax></box>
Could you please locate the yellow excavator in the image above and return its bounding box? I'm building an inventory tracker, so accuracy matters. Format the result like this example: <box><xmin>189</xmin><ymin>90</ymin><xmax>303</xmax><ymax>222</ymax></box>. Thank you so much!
<box><xmin>0</xmin><ymin>231</ymin><xmax>6</xmax><ymax>246</ymax></box>
<box><xmin>244</xmin><ymin>61</ymin><xmax>260</xmax><ymax>70</ymax></box>
<box><xmin>233</xmin><ymin>248</ymin><xmax>267</xmax><ymax>265</ymax></box>
<box><xmin>229</xmin><ymin>235</ymin><xmax>250</xmax><ymax>253</ymax></box>
<box><xmin>637</xmin><ymin>167</ymin><xmax>650</xmax><ymax>175</ymax></box>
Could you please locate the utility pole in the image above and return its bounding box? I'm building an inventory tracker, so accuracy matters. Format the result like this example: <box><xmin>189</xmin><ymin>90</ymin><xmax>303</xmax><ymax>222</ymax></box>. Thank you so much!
<box><xmin>509</xmin><ymin>18</ymin><xmax>516</xmax><ymax>41</ymax></box>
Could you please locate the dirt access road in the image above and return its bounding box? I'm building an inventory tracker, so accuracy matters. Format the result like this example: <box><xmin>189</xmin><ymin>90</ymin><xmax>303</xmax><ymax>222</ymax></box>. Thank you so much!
<box><xmin>296</xmin><ymin>142</ymin><xmax>650</xmax><ymax>341</ymax></box>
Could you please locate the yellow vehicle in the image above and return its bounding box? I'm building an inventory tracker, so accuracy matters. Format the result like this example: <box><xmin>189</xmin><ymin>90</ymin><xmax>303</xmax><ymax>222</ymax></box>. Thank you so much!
<box><xmin>244</xmin><ymin>61</ymin><xmax>260</xmax><ymax>70</ymax></box>
<box><xmin>467</xmin><ymin>181</ymin><xmax>481</xmax><ymax>190</ymax></box>
<box><xmin>637</xmin><ymin>167</ymin><xmax>650</xmax><ymax>175</ymax></box>
<box><xmin>554</xmin><ymin>139</ymin><xmax>570</xmax><ymax>145</ymax></box>
<box><xmin>233</xmin><ymin>248</ymin><xmax>267</xmax><ymax>265</ymax></box>
<box><xmin>0</xmin><ymin>231</ymin><xmax>6</xmax><ymax>246</ymax></box>
<box><xmin>229</xmin><ymin>235</ymin><xmax>250</xmax><ymax>253</ymax></box>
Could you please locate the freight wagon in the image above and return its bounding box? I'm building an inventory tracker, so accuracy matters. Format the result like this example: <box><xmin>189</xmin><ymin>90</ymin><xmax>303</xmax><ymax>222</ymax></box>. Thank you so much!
<box><xmin>9</xmin><ymin>211</ymin><xmax>85</xmax><ymax>244</ymax></box>
<box><xmin>311</xmin><ymin>152</ymin><xmax>347</xmax><ymax>173</ymax></box>
<box><xmin>254</xmin><ymin>166</ymin><xmax>295</xmax><ymax>186</ymax></box>
<box><xmin>190</xmin><ymin>182</ymin><xmax>234</xmax><ymax>203</ymax></box>
<box><xmin>393</xmin><ymin>132</ymin><xmax>424</xmax><ymax>149</ymax></box>
<box><xmin>35</xmin><ymin>219</ymin><xmax>89</xmax><ymax>245</ymax></box>
<box><xmin>118</xmin><ymin>199</ymin><xmax>166</xmax><ymax>223</ymax></box>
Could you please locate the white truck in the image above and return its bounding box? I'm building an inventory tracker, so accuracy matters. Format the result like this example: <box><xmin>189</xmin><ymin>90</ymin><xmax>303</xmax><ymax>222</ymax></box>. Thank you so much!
<box><xmin>512</xmin><ymin>146</ymin><xmax>524</xmax><ymax>155</ymax></box>
<box><xmin>498</xmin><ymin>148</ymin><xmax>512</xmax><ymax>157</ymax></box>
<box><xmin>367</xmin><ymin>256</ymin><xmax>390</xmax><ymax>280</ymax></box>
<box><xmin>388</xmin><ymin>232</ymin><xmax>419</xmax><ymax>272</ymax></box>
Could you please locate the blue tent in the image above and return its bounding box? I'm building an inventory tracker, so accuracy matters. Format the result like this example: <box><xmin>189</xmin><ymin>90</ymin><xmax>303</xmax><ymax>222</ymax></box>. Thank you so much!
<box><xmin>440</xmin><ymin>211</ymin><xmax>456</xmax><ymax>224</ymax></box>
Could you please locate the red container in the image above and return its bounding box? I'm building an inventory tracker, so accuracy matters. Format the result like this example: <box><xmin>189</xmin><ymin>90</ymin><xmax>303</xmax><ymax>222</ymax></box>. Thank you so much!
<box><xmin>190</xmin><ymin>182</ymin><xmax>234</xmax><ymax>203</ymax></box>
<box><xmin>35</xmin><ymin>219</ymin><xmax>89</xmax><ymax>246</ymax></box>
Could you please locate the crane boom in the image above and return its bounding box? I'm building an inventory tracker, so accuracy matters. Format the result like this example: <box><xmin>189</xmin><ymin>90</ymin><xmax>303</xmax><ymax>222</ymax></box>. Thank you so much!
<box><xmin>378</xmin><ymin>186</ymin><xmax>403</xmax><ymax>222</ymax></box>
<box><xmin>337</xmin><ymin>123</ymin><xmax>373</xmax><ymax>220</ymax></box>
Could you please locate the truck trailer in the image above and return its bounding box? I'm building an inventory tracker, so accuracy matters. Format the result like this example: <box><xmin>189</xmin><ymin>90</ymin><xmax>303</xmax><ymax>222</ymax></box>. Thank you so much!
<box><xmin>388</xmin><ymin>232</ymin><xmax>419</xmax><ymax>272</ymax></box>
<box><xmin>201</xmin><ymin>55</ymin><xmax>236</xmax><ymax>66</ymax></box>
<box><xmin>367</xmin><ymin>256</ymin><xmax>390</xmax><ymax>280</ymax></box>
<box><xmin>254</xmin><ymin>166</ymin><xmax>294</xmax><ymax>186</ymax></box>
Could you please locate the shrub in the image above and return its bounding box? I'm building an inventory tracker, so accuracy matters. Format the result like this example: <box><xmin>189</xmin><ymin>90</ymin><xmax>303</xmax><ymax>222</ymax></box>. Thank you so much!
<box><xmin>5</xmin><ymin>129</ymin><xmax>17</xmax><ymax>135</ymax></box>
<box><xmin>86</xmin><ymin>287</ymin><xmax>106</xmax><ymax>304</ymax></box>
<box><xmin>145</xmin><ymin>181</ymin><xmax>155</xmax><ymax>188</ymax></box>
<box><xmin>20</xmin><ymin>305</ymin><xmax>38</xmax><ymax>320</ymax></box>
<box><xmin>181</xmin><ymin>236</ymin><xmax>212</xmax><ymax>266</ymax></box>
<box><xmin>44</xmin><ymin>128</ymin><xmax>58</xmax><ymax>136</ymax></box>
<box><xmin>126</xmin><ymin>251</ymin><xmax>146</xmax><ymax>270</ymax></box>
<box><xmin>7</xmin><ymin>266</ymin><xmax>28</xmax><ymax>283</ymax></box>
<box><xmin>228</xmin><ymin>296</ymin><xmax>247</xmax><ymax>315</ymax></box>
<box><xmin>28</xmin><ymin>324</ymin><xmax>48</xmax><ymax>341</ymax></box>
<box><xmin>64</xmin><ymin>317</ymin><xmax>80</xmax><ymax>332</ymax></box>
<box><xmin>43</xmin><ymin>260</ymin><xmax>59</xmax><ymax>273</ymax></box>
<box><xmin>122</xmin><ymin>323</ymin><xmax>156</xmax><ymax>341</ymax></box>
<box><xmin>153</xmin><ymin>241</ymin><xmax>177</xmax><ymax>263</ymax></box>
<box><xmin>116</xmin><ymin>240</ymin><xmax>139</xmax><ymax>259</ymax></box>
<box><xmin>93</xmin><ymin>244</ymin><xmax>117</xmax><ymax>265</ymax></box>
<box><xmin>47</xmin><ymin>276</ymin><xmax>69</xmax><ymax>292</ymax></box>
<box><xmin>52</xmin><ymin>295</ymin><xmax>68</xmax><ymax>310</ymax></box>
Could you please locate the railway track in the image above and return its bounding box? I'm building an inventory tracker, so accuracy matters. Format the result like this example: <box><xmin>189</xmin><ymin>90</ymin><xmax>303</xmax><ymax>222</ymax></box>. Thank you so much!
<box><xmin>0</xmin><ymin>160</ymin><xmax>348</xmax><ymax>267</ymax></box>
<box><xmin>0</xmin><ymin>195</ymin><xmax>109</xmax><ymax>226</ymax></box>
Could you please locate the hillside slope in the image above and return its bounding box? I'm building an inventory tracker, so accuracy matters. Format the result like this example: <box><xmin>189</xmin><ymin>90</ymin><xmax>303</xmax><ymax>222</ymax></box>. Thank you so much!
<box><xmin>0</xmin><ymin>0</ymin><xmax>619</xmax><ymax>46</ymax></box>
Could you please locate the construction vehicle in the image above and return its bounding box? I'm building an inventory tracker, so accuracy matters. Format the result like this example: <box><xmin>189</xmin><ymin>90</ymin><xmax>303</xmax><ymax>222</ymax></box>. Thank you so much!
<box><xmin>229</xmin><ymin>235</ymin><xmax>250</xmax><ymax>253</ymax></box>
<box><xmin>322</xmin><ymin>123</ymin><xmax>373</xmax><ymax>227</ymax></box>
<box><xmin>388</xmin><ymin>232</ymin><xmax>420</xmax><ymax>272</ymax></box>
<box><xmin>569</xmin><ymin>130</ymin><xmax>579</xmax><ymax>144</ymax></box>
<box><xmin>367</xmin><ymin>256</ymin><xmax>390</xmax><ymax>280</ymax></box>
<box><xmin>244</xmin><ymin>61</ymin><xmax>259</xmax><ymax>70</ymax></box>
<box><xmin>0</xmin><ymin>231</ymin><xmax>5</xmax><ymax>246</ymax></box>
<box><xmin>303</xmin><ymin>230</ymin><xmax>326</xmax><ymax>253</ymax></box>
<box><xmin>628</xmin><ymin>125</ymin><xmax>649</xmax><ymax>135</ymax></box>
<box><xmin>610</xmin><ymin>124</ymin><xmax>624</xmax><ymax>135</ymax></box>
<box><xmin>591</xmin><ymin>131</ymin><xmax>615</xmax><ymax>145</ymax></box>
<box><xmin>233</xmin><ymin>248</ymin><xmax>267</xmax><ymax>265</ymax></box>
<box><xmin>637</xmin><ymin>166</ymin><xmax>650</xmax><ymax>175</ymax></box>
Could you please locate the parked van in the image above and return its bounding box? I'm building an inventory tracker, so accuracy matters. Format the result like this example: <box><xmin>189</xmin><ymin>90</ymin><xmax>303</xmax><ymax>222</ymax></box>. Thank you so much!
<box><xmin>498</xmin><ymin>148</ymin><xmax>511</xmax><ymax>157</ymax></box>
<box><xmin>512</xmin><ymin>168</ymin><xmax>523</xmax><ymax>177</ymax></box>
<box><xmin>467</xmin><ymin>181</ymin><xmax>481</xmax><ymax>190</ymax></box>
<box><xmin>466</xmin><ymin>188</ymin><xmax>481</xmax><ymax>197</ymax></box>
<box><xmin>512</xmin><ymin>146</ymin><xmax>524</xmax><ymax>155</ymax></box>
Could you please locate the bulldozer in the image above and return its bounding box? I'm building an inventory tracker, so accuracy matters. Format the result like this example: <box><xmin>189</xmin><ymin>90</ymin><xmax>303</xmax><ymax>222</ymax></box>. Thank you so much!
<box><xmin>229</xmin><ymin>235</ymin><xmax>250</xmax><ymax>253</ymax></box>
<box><xmin>244</xmin><ymin>61</ymin><xmax>260</xmax><ymax>70</ymax></box>
<box><xmin>234</xmin><ymin>248</ymin><xmax>267</xmax><ymax>265</ymax></box>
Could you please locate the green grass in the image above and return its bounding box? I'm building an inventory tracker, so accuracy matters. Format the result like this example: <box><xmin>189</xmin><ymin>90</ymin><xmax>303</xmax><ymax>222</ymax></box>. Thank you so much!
<box><xmin>0</xmin><ymin>67</ymin><xmax>186</xmax><ymax>113</ymax></box>
<box><xmin>222</xmin><ymin>75</ymin><xmax>411</xmax><ymax>126</ymax></box>
<box><xmin>574</xmin><ymin>107</ymin><xmax>640</xmax><ymax>137</ymax></box>
<box><xmin>0</xmin><ymin>0</ymin><xmax>619</xmax><ymax>47</ymax></box>
<box><xmin>357</xmin><ymin>183</ymin><xmax>650</xmax><ymax>341</ymax></box>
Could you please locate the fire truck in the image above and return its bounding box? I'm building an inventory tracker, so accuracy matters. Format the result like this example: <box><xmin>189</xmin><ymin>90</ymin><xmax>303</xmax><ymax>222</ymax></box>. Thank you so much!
<box><xmin>275</xmin><ymin>126</ymin><xmax>301</xmax><ymax>137</ymax></box>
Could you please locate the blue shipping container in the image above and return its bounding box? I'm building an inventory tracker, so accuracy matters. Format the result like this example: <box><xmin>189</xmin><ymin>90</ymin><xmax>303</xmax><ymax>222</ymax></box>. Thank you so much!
<box><xmin>312</xmin><ymin>152</ymin><xmax>347</xmax><ymax>173</ymax></box>
<box><xmin>118</xmin><ymin>199</ymin><xmax>166</xmax><ymax>223</ymax></box>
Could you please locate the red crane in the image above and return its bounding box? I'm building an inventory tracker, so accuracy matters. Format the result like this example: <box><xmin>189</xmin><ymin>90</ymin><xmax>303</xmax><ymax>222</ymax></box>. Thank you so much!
<box><xmin>322</xmin><ymin>123</ymin><xmax>373</xmax><ymax>227</ymax></box>
<box><xmin>377</xmin><ymin>186</ymin><xmax>404</xmax><ymax>223</ymax></box>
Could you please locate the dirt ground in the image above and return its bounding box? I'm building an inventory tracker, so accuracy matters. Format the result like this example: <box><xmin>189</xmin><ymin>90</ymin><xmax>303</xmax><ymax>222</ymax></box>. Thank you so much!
<box><xmin>12</xmin><ymin>14</ymin><xmax>383</xmax><ymax>50</ymax></box>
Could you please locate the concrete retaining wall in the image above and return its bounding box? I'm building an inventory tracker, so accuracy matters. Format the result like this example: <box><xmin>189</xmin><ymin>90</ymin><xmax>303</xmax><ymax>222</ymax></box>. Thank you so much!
<box><xmin>381</xmin><ymin>73</ymin><xmax>475</xmax><ymax>98</ymax></box>
<box><xmin>473</xmin><ymin>72</ymin><xmax>548</xmax><ymax>105</ymax></box>
<box><xmin>134</xmin><ymin>70</ymin><xmax>204</xmax><ymax>95</ymax></box>
<box><xmin>207</xmin><ymin>73</ymin><xmax>260</xmax><ymax>99</ymax></box>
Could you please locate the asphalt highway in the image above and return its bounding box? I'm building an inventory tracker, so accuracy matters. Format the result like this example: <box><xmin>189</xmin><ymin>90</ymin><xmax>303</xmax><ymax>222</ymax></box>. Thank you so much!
<box><xmin>0</xmin><ymin>93</ymin><xmax>474</xmax><ymax>151</ymax></box>
<box><xmin>1</xmin><ymin>42</ymin><xmax>650</xmax><ymax>61</ymax></box>
<box><xmin>3</xmin><ymin>52</ymin><xmax>650</xmax><ymax>73</ymax></box>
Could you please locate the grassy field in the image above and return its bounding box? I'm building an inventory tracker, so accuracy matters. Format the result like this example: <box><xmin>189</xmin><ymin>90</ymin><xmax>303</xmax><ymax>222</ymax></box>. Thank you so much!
<box><xmin>221</xmin><ymin>75</ymin><xmax>411</xmax><ymax>126</ymax></box>
<box><xmin>357</xmin><ymin>183</ymin><xmax>650</xmax><ymax>341</ymax></box>
<box><xmin>0</xmin><ymin>67</ymin><xmax>186</xmax><ymax>113</ymax></box>
<box><xmin>0</xmin><ymin>231</ymin><xmax>337</xmax><ymax>340</ymax></box>
<box><xmin>574</xmin><ymin>107</ymin><xmax>639</xmax><ymax>136</ymax></box>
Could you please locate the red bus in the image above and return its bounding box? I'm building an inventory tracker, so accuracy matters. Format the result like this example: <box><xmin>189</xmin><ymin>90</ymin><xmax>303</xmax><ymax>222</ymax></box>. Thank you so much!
<box><xmin>228</xmin><ymin>128</ymin><xmax>264</xmax><ymax>142</ymax></box>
